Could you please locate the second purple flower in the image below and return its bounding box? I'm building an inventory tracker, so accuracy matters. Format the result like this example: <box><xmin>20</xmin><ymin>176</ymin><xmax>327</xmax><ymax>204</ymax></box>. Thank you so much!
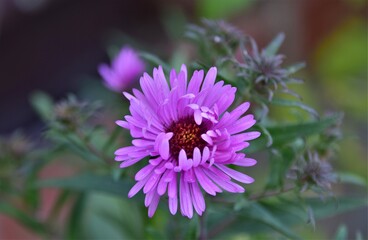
<box><xmin>98</xmin><ymin>46</ymin><xmax>145</xmax><ymax>92</ymax></box>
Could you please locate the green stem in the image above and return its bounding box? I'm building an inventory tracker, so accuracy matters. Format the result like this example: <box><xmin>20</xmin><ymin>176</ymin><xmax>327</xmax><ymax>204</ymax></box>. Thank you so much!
<box><xmin>102</xmin><ymin>125</ymin><xmax>120</xmax><ymax>154</ymax></box>
<box><xmin>198</xmin><ymin>213</ymin><xmax>207</xmax><ymax>240</ymax></box>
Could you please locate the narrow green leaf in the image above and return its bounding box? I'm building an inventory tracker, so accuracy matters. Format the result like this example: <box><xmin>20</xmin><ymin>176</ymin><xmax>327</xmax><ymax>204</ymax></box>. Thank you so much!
<box><xmin>355</xmin><ymin>231</ymin><xmax>363</xmax><ymax>240</ymax></box>
<box><xmin>241</xmin><ymin>202</ymin><xmax>300</xmax><ymax>239</ymax></box>
<box><xmin>305</xmin><ymin>197</ymin><xmax>367</xmax><ymax>219</ymax></box>
<box><xmin>139</xmin><ymin>52</ymin><xmax>171</xmax><ymax>73</ymax></box>
<box><xmin>48</xmin><ymin>190</ymin><xmax>72</xmax><ymax>221</ymax></box>
<box><xmin>306</xmin><ymin>206</ymin><xmax>316</xmax><ymax>230</ymax></box>
<box><xmin>245</xmin><ymin>114</ymin><xmax>341</xmax><ymax>153</ymax></box>
<box><xmin>264</xmin><ymin>33</ymin><xmax>285</xmax><ymax>56</ymax></box>
<box><xmin>30</xmin><ymin>91</ymin><xmax>54</xmax><ymax>121</ymax></box>
<box><xmin>271</xmin><ymin>98</ymin><xmax>319</xmax><ymax>118</ymax></box>
<box><xmin>266</xmin><ymin>146</ymin><xmax>296</xmax><ymax>189</ymax></box>
<box><xmin>0</xmin><ymin>202</ymin><xmax>47</xmax><ymax>234</ymax></box>
<box><xmin>334</xmin><ymin>224</ymin><xmax>348</xmax><ymax>240</ymax></box>
<box><xmin>338</xmin><ymin>172</ymin><xmax>367</xmax><ymax>187</ymax></box>
<box><xmin>269</xmin><ymin>113</ymin><xmax>340</xmax><ymax>147</ymax></box>
<box><xmin>67</xmin><ymin>194</ymin><xmax>85</xmax><ymax>240</ymax></box>
<box><xmin>286</xmin><ymin>62</ymin><xmax>306</xmax><ymax>75</ymax></box>
<box><xmin>34</xmin><ymin>173</ymin><xmax>131</xmax><ymax>197</ymax></box>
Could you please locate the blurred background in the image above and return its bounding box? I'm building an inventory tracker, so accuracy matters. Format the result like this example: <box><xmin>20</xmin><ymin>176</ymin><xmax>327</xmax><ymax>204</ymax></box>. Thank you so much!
<box><xmin>0</xmin><ymin>0</ymin><xmax>367</xmax><ymax>239</ymax></box>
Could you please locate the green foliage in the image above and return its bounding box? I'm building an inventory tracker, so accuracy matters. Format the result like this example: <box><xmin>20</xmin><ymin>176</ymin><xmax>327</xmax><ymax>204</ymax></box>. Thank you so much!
<box><xmin>196</xmin><ymin>0</ymin><xmax>254</xmax><ymax>19</ymax></box>
<box><xmin>0</xmin><ymin>202</ymin><xmax>47</xmax><ymax>234</ymax></box>
<box><xmin>34</xmin><ymin>173</ymin><xmax>131</xmax><ymax>197</ymax></box>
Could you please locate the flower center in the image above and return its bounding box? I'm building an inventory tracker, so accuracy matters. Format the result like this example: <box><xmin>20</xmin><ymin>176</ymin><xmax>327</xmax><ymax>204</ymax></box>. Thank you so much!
<box><xmin>166</xmin><ymin>117</ymin><xmax>208</xmax><ymax>159</ymax></box>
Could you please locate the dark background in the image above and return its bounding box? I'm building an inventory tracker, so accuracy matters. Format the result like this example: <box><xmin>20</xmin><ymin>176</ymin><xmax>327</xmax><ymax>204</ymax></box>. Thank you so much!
<box><xmin>0</xmin><ymin>0</ymin><xmax>366</xmax><ymax>134</ymax></box>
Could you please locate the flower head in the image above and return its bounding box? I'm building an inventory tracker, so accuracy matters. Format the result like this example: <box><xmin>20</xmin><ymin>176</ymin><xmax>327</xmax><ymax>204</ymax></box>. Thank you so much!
<box><xmin>242</xmin><ymin>37</ymin><xmax>302</xmax><ymax>101</ymax></box>
<box><xmin>115</xmin><ymin>65</ymin><xmax>260</xmax><ymax>218</ymax></box>
<box><xmin>289</xmin><ymin>151</ymin><xmax>337</xmax><ymax>192</ymax></box>
<box><xmin>98</xmin><ymin>46</ymin><xmax>145</xmax><ymax>92</ymax></box>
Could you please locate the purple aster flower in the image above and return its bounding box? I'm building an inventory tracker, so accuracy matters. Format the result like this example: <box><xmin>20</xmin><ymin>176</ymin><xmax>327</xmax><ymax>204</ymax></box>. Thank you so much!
<box><xmin>115</xmin><ymin>65</ymin><xmax>260</xmax><ymax>218</ymax></box>
<box><xmin>98</xmin><ymin>46</ymin><xmax>145</xmax><ymax>92</ymax></box>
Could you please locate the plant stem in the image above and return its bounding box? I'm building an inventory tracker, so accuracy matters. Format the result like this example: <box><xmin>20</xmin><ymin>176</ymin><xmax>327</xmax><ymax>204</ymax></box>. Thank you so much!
<box><xmin>249</xmin><ymin>184</ymin><xmax>295</xmax><ymax>201</ymax></box>
<box><xmin>208</xmin><ymin>215</ymin><xmax>236</xmax><ymax>239</ymax></box>
<box><xmin>198</xmin><ymin>213</ymin><xmax>207</xmax><ymax>240</ymax></box>
<box><xmin>75</xmin><ymin>129</ymin><xmax>110</xmax><ymax>164</ymax></box>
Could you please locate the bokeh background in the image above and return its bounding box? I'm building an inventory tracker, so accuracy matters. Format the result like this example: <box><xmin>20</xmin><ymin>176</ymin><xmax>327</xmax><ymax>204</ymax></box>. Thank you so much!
<box><xmin>0</xmin><ymin>0</ymin><xmax>367</xmax><ymax>239</ymax></box>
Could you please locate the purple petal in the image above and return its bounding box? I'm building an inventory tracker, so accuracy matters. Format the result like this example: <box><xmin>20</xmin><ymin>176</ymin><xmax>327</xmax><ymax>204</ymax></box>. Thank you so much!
<box><xmin>194</xmin><ymin>167</ymin><xmax>221</xmax><ymax>196</ymax></box>
<box><xmin>201</xmin><ymin>134</ymin><xmax>213</xmax><ymax>145</ymax></box>
<box><xmin>169</xmin><ymin>197</ymin><xmax>178</xmax><ymax>215</ymax></box>
<box><xmin>233</xmin><ymin>157</ymin><xmax>257</xmax><ymax>167</ymax></box>
<box><xmin>148</xmin><ymin>192</ymin><xmax>160</xmax><ymax>218</ymax></box>
<box><xmin>216</xmin><ymin>164</ymin><xmax>254</xmax><ymax>184</ymax></box>
<box><xmin>193</xmin><ymin>147</ymin><xmax>201</xmax><ymax>167</ymax></box>
<box><xmin>168</xmin><ymin>172</ymin><xmax>177</xmax><ymax>198</ymax></box>
<box><xmin>194</xmin><ymin>109</ymin><xmax>202</xmax><ymax>125</ymax></box>
<box><xmin>190</xmin><ymin>181</ymin><xmax>205</xmax><ymax>215</ymax></box>
<box><xmin>135</xmin><ymin>164</ymin><xmax>155</xmax><ymax>181</ymax></box>
<box><xmin>202</xmin><ymin>67</ymin><xmax>217</xmax><ymax>90</ymax></box>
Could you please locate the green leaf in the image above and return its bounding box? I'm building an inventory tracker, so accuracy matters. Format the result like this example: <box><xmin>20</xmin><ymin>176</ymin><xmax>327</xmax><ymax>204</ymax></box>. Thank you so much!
<box><xmin>266</xmin><ymin>146</ymin><xmax>296</xmax><ymax>189</ymax></box>
<box><xmin>286</xmin><ymin>62</ymin><xmax>306</xmax><ymax>75</ymax></box>
<box><xmin>0</xmin><ymin>202</ymin><xmax>47</xmax><ymax>234</ymax></box>
<box><xmin>67</xmin><ymin>194</ymin><xmax>85</xmax><ymax>240</ymax></box>
<box><xmin>245</xmin><ymin>114</ymin><xmax>341</xmax><ymax>153</ymax></box>
<box><xmin>240</xmin><ymin>202</ymin><xmax>300</xmax><ymax>239</ymax></box>
<box><xmin>46</xmin><ymin>129</ymin><xmax>104</xmax><ymax>163</ymax></box>
<box><xmin>270</xmin><ymin>98</ymin><xmax>319</xmax><ymax>118</ymax></box>
<box><xmin>338</xmin><ymin>172</ymin><xmax>367</xmax><ymax>187</ymax></box>
<box><xmin>270</xmin><ymin>114</ymin><xmax>340</xmax><ymax>146</ymax></box>
<box><xmin>334</xmin><ymin>224</ymin><xmax>348</xmax><ymax>240</ymax></box>
<box><xmin>80</xmin><ymin>193</ymin><xmax>144</xmax><ymax>240</ymax></box>
<box><xmin>30</xmin><ymin>91</ymin><xmax>54</xmax><ymax>121</ymax></box>
<box><xmin>139</xmin><ymin>52</ymin><xmax>171</xmax><ymax>73</ymax></box>
<box><xmin>48</xmin><ymin>190</ymin><xmax>72</xmax><ymax>221</ymax></box>
<box><xmin>264</xmin><ymin>33</ymin><xmax>285</xmax><ymax>56</ymax></box>
<box><xmin>196</xmin><ymin>0</ymin><xmax>254</xmax><ymax>19</ymax></box>
<box><xmin>34</xmin><ymin>173</ymin><xmax>131</xmax><ymax>197</ymax></box>
<box><xmin>305</xmin><ymin>197</ymin><xmax>367</xmax><ymax>219</ymax></box>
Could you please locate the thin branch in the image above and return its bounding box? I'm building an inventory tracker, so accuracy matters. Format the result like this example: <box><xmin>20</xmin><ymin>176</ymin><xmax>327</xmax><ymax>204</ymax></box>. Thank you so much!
<box><xmin>75</xmin><ymin>129</ymin><xmax>111</xmax><ymax>164</ymax></box>
<box><xmin>249</xmin><ymin>184</ymin><xmax>296</xmax><ymax>201</ymax></box>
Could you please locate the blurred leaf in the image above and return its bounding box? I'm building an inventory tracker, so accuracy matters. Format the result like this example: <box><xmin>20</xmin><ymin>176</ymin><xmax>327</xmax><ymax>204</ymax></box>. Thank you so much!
<box><xmin>266</xmin><ymin>146</ymin><xmax>296</xmax><ymax>189</ymax></box>
<box><xmin>355</xmin><ymin>231</ymin><xmax>363</xmax><ymax>240</ymax></box>
<box><xmin>0</xmin><ymin>202</ymin><xmax>47</xmax><ymax>234</ymax></box>
<box><xmin>197</xmin><ymin>0</ymin><xmax>254</xmax><ymax>19</ymax></box>
<box><xmin>48</xmin><ymin>190</ymin><xmax>72</xmax><ymax>221</ymax></box>
<box><xmin>246</xmin><ymin>114</ymin><xmax>341</xmax><ymax>153</ymax></box>
<box><xmin>286</xmin><ymin>62</ymin><xmax>306</xmax><ymax>75</ymax></box>
<box><xmin>34</xmin><ymin>173</ymin><xmax>131</xmax><ymax>197</ymax></box>
<box><xmin>240</xmin><ymin>202</ymin><xmax>300</xmax><ymax>239</ymax></box>
<box><xmin>334</xmin><ymin>224</ymin><xmax>348</xmax><ymax>240</ymax></box>
<box><xmin>46</xmin><ymin>130</ymin><xmax>103</xmax><ymax>163</ymax></box>
<box><xmin>139</xmin><ymin>52</ymin><xmax>171</xmax><ymax>73</ymax></box>
<box><xmin>306</xmin><ymin>206</ymin><xmax>316</xmax><ymax>230</ymax></box>
<box><xmin>264</xmin><ymin>33</ymin><xmax>285</xmax><ymax>56</ymax></box>
<box><xmin>338</xmin><ymin>172</ymin><xmax>367</xmax><ymax>187</ymax></box>
<box><xmin>306</xmin><ymin>197</ymin><xmax>367</xmax><ymax>219</ymax></box>
<box><xmin>81</xmin><ymin>193</ymin><xmax>144</xmax><ymax>240</ymax></box>
<box><xmin>271</xmin><ymin>98</ymin><xmax>319</xmax><ymax>118</ymax></box>
<box><xmin>30</xmin><ymin>91</ymin><xmax>54</xmax><ymax>121</ymax></box>
<box><xmin>67</xmin><ymin>194</ymin><xmax>85</xmax><ymax>240</ymax></box>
